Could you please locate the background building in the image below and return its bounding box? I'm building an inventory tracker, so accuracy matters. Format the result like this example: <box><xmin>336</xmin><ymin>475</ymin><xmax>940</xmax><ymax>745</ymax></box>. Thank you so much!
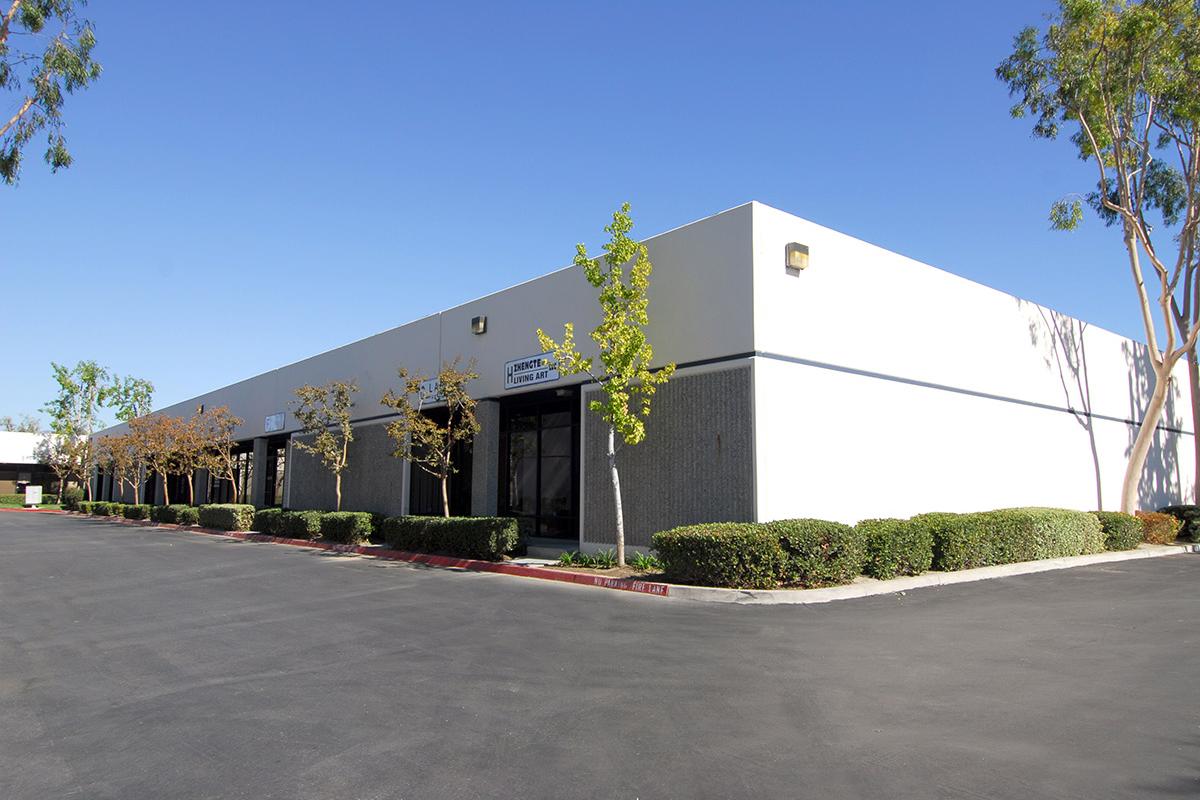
<box><xmin>92</xmin><ymin>202</ymin><xmax>1196</xmax><ymax>551</ymax></box>
<box><xmin>0</xmin><ymin>431</ymin><xmax>59</xmax><ymax>496</ymax></box>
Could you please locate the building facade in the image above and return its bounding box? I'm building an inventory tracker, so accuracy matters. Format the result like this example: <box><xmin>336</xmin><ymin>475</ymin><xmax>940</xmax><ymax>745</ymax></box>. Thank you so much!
<box><xmin>92</xmin><ymin>202</ymin><xmax>1196</xmax><ymax>551</ymax></box>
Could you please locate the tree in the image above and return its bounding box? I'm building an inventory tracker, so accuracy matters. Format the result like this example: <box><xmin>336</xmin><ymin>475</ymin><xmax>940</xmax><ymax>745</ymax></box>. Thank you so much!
<box><xmin>41</xmin><ymin>360</ymin><xmax>109</xmax><ymax>499</ymax></box>
<box><xmin>0</xmin><ymin>413</ymin><xmax>40</xmax><ymax>432</ymax></box>
<box><xmin>131</xmin><ymin>414</ymin><xmax>185</xmax><ymax>506</ymax></box>
<box><xmin>999</xmin><ymin>0</ymin><xmax>1200</xmax><ymax>513</ymax></box>
<box><xmin>34</xmin><ymin>432</ymin><xmax>84</xmax><ymax>495</ymax></box>
<box><xmin>537</xmin><ymin>203</ymin><xmax>675</xmax><ymax>565</ymax></box>
<box><xmin>291</xmin><ymin>381</ymin><xmax>357</xmax><ymax>511</ymax></box>
<box><xmin>108</xmin><ymin>376</ymin><xmax>155</xmax><ymax>423</ymax></box>
<box><xmin>196</xmin><ymin>406</ymin><xmax>243</xmax><ymax>504</ymax></box>
<box><xmin>0</xmin><ymin>0</ymin><xmax>102</xmax><ymax>184</ymax></box>
<box><xmin>381</xmin><ymin>359</ymin><xmax>481</xmax><ymax>517</ymax></box>
<box><xmin>101</xmin><ymin>432</ymin><xmax>144</xmax><ymax>504</ymax></box>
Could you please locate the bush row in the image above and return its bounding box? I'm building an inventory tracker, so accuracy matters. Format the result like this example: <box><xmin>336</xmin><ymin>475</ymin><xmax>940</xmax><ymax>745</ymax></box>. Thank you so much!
<box><xmin>381</xmin><ymin>516</ymin><xmax>521</xmax><ymax>560</ymax></box>
<box><xmin>651</xmin><ymin>507</ymin><xmax>1165</xmax><ymax>589</ymax></box>
<box><xmin>0</xmin><ymin>493</ymin><xmax>60</xmax><ymax>506</ymax></box>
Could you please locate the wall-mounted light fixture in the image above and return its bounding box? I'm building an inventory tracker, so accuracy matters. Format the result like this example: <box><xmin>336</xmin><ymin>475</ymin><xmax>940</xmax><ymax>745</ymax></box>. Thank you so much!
<box><xmin>471</xmin><ymin>315</ymin><xmax>487</xmax><ymax>335</ymax></box>
<box><xmin>785</xmin><ymin>242</ymin><xmax>810</xmax><ymax>274</ymax></box>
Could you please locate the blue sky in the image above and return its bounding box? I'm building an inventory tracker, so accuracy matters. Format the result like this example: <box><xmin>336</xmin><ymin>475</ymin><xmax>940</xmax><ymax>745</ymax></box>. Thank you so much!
<box><xmin>2</xmin><ymin>1</ymin><xmax>1143</xmax><ymax>426</ymax></box>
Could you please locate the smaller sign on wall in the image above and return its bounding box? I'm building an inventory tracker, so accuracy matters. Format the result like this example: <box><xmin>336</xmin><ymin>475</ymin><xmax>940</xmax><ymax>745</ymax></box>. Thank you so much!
<box><xmin>418</xmin><ymin>377</ymin><xmax>444</xmax><ymax>402</ymax></box>
<box><xmin>505</xmin><ymin>353</ymin><xmax>559</xmax><ymax>390</ymax></box>
<box><xmin>265</xmin><ymin>412</ymin><xmax>285</xmax><ymax>433</ymax></box>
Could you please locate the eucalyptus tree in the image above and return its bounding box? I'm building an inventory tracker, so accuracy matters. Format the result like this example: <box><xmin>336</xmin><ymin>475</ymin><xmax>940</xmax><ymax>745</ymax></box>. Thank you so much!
<box><xmin>0</xmin><ymin>0</ymin><xmax>102</xmax><ymax>184</ymax></box>
<box><xmin>291</xmin><ymin>381</ymin><xmax>357</xmax><ymax>511</ymax></box>
<box><xmin>537</xmin><ymin>203</ymin><xmax>675</xmax><ymax>565</ymax></box>
<box><xmin>999</xmin><ymin>0</ymin><xmax>1200</xmax><ymax>512</ymax></box>
<box><xmin>41</xmin><ymin>360</ymin><xmax>109</xmax><ymax>499</ymax></box>
<box><xmin>381</xmin><ymin>359</ymin><xmax>481</xmax><ymax>518</ymax></box>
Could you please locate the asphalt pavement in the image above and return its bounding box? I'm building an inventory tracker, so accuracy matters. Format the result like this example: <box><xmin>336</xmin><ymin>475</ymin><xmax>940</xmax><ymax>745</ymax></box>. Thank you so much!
<box><xmin>2</xmin><ymin>512</ymin><xmax>1198</xmax><ymax>799</ymax></box>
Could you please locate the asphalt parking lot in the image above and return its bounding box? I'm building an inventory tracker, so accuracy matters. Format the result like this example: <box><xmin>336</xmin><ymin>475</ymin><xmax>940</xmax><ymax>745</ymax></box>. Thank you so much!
<box><xmin>2</xmin><ymin>512</ymin><xmax>1198</xmax><ymax>799</ymax></box>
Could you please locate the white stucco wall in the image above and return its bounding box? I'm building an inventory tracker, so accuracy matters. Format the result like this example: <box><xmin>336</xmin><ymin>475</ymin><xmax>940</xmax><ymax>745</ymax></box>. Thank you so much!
<box><xmin>749</xmin><ymin>202</ymin><xmax>1195</xmax><ymax>521</ymax></box>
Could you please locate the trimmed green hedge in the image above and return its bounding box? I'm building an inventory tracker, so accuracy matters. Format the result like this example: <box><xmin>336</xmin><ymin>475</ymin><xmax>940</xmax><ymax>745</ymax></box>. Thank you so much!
<box><xmin>149</xmin><ymin>504</ymin><xmax>196</xmax><ymax>524</ymax></box>
<box><xmin>380</xmin><ymin>515</ymin><xmax>520</xmax><ymax>560</ymax></box>
<box><xmin>982</xmin><ymin>507</ymin><xmax>1105</xmax><ymax>562</ymax></box>
<box><xmin>765</xmin><ymin>518</ymin><xmax>865</xmax><ymax>587</ymax></box>
<box><xmin>92</xmin><ymin>501</ymin><xmax>123</xmax><ymax>516</ymax></box>
<box><xmin>1158</xmin><ymin>505</ymin><xmax>1200</xmax><ymax>542</ymax></box>
<box><xmin>175</xmin><ymin>506</ymin><xmax>200</xmax><ymax>526</ymax></box>
<box><xmin>198</xmin><ymin>504</ymin><xmax>255</xmax><ymax>532</ymax></box>
<box><xmin>0</xmin><ymin>493</ymin><xmax>59</xmax><ymax>506</ymax></box>
<box><xmin>252</xmin><ymin>507</ymin><xmax>285</xmax><ymax>535</ymax></box>
<box><xmin>1136</xmin><ymin>511</ymin><xmax>1180</xmax><ymax>545</ymax></box>
<box><xmin>1092</xmin><ymin>511</ymin><xmax>1142</xmax><ymax>551</ymax></box>
<box><xmin>652</xmin><ymin>523</ymin><xmax>784</xmax><ymax>589</ymax></box>
<box><xmin>281</xmin><ymin>510</ymin><xmax>324</xmax><ymax>539</ymax></box>
<box><xmin>916</xmin><ymin>512</ymin><xmax>992</xmax><ymax>571</ymax></box>
<box><xmin>320</xmin><ymin>511</ymin><xmax>374</xmax><ymax>545</ymax></box>
<box><xmin>78</xmin><ymin>501</ymin><xmax>93</xmax><ymax>514</ymax></box>
<box><xmin>62</xmin><ymin>487</ymin><xmax>84</xmax><ymax>510</ymax></box>
<box><xmin>857</xmin><ymin>518</ymin><xmax>933</xmax><ymax>579</ymax></box>
<box><xmin>123</xmin><ymin>504</ymin><xmax>151</xmax><ymax>520</ymax></box>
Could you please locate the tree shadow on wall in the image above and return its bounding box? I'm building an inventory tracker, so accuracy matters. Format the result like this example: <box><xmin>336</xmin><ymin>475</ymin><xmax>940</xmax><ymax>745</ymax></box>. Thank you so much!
<box><xmin>1021</xmin><ymin>301</ymin><xmax>1103</xmax><ymax>508</ymax></box>
<box><xmin>1122</xmin><ymin>340</ymin><xmax>1186</xmax><ymax>509</ymax></box>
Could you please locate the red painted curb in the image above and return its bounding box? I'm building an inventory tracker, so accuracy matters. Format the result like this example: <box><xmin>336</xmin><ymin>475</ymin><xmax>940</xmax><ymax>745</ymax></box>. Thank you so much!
<box><xmin>65</xmin><ymin>512</ymin><xmax>672</xmax><ymax>597</ymax></box>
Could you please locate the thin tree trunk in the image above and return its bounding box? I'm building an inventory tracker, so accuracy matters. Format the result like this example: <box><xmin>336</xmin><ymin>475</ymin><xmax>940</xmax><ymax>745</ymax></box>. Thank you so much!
<box><xmin>608</xmin><ymin>425</ymin><xmax>625</xmax><ymax>567</ymax></box>
<box><xmin>1121</xmin><ymin>363</ymin><xmax>1174</xmax><ymax>513</ymax></box>
<box><xmin>335</xmin><ymin>472</ymin><xmax>342</xmax><ymax>511</ymax></box>
<box><xmin>441</xmin><ymin>475</ymin><xmax>450</xmax><ymax>518</ymax></box>
<box><xmin>132</xmin><ymin>479</ymin><xmax>139</xmax><ymax>505</ymax></box>
<box><xmin>187</xmin><ymin>473</ymin><xmax>195</xmax><ymax>505</ymax></box>
<box><xmin>161</xmin><ymin>471</ymin><xmax>170</xmax><ymax>507</ymax></box>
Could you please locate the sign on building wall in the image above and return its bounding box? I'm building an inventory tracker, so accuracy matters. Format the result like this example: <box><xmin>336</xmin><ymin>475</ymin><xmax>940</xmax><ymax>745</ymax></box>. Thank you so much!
<box><xmin>265</xmin><ymin>412</ymin><xmax>285</xmax><ymax>433</ymax></box>
<box><xmin>418</xmin><ymin>377</ymin><xmax>445</xmax><ymax>402</ymax></box>
<box><xmin>505</xmin><ymin>353</ymin><xmax>559</xmax><ymax>390</ymax></box>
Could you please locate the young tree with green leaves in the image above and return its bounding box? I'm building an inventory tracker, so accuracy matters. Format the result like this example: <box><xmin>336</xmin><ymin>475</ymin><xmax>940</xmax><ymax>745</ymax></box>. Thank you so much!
<box><xmin>291</xmin><ymin>380</ymin><xmax>357</xmax><ymax>511</ymax></box>
<box><xmin>999</xmin><ymin>0</ymin><xmax>1200</xmax><ymax>512</ymax></box>
<box><xmin>538</xmin><ymin>203</ymin><xmax>675</xmax><ymax>565</ymax></box>
<box><xmin>381</xmin><ymin>359</ymin><xmax>481</xmax><ymax>518</ymax></box>
<box><xmin>108</xmin><ymin>376</ymin><xmax>155</xmax><ymax>423</ymax></box>
<box><xmin>0</xmin><ymin>0</ymin><xmax>102</xmax><ymax>184</ymax></box>
<box><xmin>41</xmin><ymin>360</ymin><xmax>109</xmax><ymax>499</ymax></box>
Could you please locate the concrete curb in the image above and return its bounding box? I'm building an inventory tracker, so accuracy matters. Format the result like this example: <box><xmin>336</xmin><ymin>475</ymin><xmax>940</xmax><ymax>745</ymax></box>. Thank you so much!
<box><xmin>58</xmin><ymin>512</ymin><xmax>1200</xmax><ymax>605</ymax></box>
<box><xmin>666</xmin><ymin>543</ymin><xmax>1200</xmax><ymax>605</ymax></box>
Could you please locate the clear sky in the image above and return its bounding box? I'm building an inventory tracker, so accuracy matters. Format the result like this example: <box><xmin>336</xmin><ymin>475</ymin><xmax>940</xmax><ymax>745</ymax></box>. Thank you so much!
<box><xmin>1</xmin><ymin>1</ymin><xmax>1145</xmax><ymax>427</ymax></box>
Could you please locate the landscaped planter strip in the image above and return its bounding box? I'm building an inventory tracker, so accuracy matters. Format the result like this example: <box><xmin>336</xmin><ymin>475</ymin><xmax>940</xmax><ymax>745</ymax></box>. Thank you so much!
<box><xmin>55</xmin><ymin>512</ymin><xmax>1199</xmax><ymax>604</ymax></box>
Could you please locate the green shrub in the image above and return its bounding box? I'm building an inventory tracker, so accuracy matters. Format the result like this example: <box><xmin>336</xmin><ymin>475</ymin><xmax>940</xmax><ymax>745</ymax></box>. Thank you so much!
<box><xmin>91</xmin><ymin>501</ymin><xmax>111</xmax><ymax>516</ymax></box>
<box><xmin>979</xmin><ymin>508</ymin><xmax>1105</xmax><ymax>562</ymax></box>
<box><xmin>175</xmin><ymin>506</ymin><xmax>200</xmax><ymax>526</ymax></box>
<box><xmin>1092</xmin><ymin>511</ymin><xmax>1143</xmax><ymax>551</ymax></box>
<box><xmin>78</xmin><ymin>501</ymin><xmax>93</xmax><ymax>514</ymax></box>
<box><xmin>370</xmin><ymin>512</ymin><xmax>387</xmax><ymax>541</ymax></box>
<box><xmin>652</xmin><ymin>523</ymin><xmax>784</xmax><ymax>589</ymax></box>
<box><xmin>320</xmin><ymin>511</ymin><xmax>374</xmax><ymax>545</ymax></box>
<box><xmin>150</xmin><ymin>505</ymin><xmax>171</xmax><ymax>523</ymax></box>
<box><xmin>913</xmin><ymin>512</ymin><xmax>991</xmax><ymax>570</ymax></box>
<box><xmin>1158</xmin><ymin>505</ymin><xmax>1200</xmax><ymax>542</ymax></box>
<box><xmin>381</xmin><ymin>515</ymin><xmax>519</xmax><ymax>560</ymax></box>
<box><xmin>280</xmin><ymin>510</ymin><xmax>324</xmax><ymax>539</ymax></box>
<box><xmin>0</xmin><ymin>494</ymin><xmax>25</xmax><ymax>506</ymax></box>
<box><xmin>764</xmin><ymin>518</ymin><xmax>865</xmax><ymax>587</ymax></box>
<box><xmin>857</xmin><ymin>518</ymin><xmax>933</xmax><ymax>579</ymax></box>
<box><xmin>197</xmin><ymin>504</ymin><xmax>256</xmax><ymax>532</ymax></box>
<box><xmin>123</xmin><ymin>504</ymin><xmax>151</xmax><ymax>520</ymax></box>
<box><xmin>252</xmin><ymin>507</ymin><xmax>285</xmax><ymax>535</ymax></box>
<box><xmin>1136</xmin><ymin>510</ymin><xmax>1181</xmax><ymax>544</ymax></box>
<box><xmin>61</xmin><ymin>487</ymin><xmax>84</xmax><ymax>510</ymax></box>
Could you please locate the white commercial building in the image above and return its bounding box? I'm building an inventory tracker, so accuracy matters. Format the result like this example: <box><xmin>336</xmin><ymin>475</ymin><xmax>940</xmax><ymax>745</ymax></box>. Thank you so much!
<box><xmin>92</xmin><ymin>202</ymin><xmax>1195</xmax><ymax>551</ymax></box>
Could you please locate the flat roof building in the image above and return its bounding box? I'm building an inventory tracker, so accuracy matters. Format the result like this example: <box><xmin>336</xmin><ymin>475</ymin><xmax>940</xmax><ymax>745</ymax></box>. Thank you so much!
<box><xmin>92</xmin><ymin>202</ymin><xmax>1196</xmax><ymax>551</ymax></box>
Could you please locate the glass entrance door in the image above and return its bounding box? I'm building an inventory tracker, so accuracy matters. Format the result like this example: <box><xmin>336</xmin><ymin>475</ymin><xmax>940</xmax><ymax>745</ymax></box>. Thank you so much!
<box><xmin>500</xmin><ymin>388</ymin><xmax>579</xmax><ymax>543</ymax></box>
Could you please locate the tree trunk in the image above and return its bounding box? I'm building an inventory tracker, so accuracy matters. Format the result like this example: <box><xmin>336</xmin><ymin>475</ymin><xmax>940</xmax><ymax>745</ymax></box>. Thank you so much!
<box><xmin>1120</xmin><ymin>363</ymin><xmax>1173</xmax><ymax>514</ymax></box>
<box><xmin>160</xmin><ymin>471</ymin><xmax>170</xmax><ymax>506</ymax></box>
<box><xmin>335</xmin><ymin>472</ymin><xmax>342</xmax><ymax>511</ymax></box>
<box><xmin>441</xmin><ymin>474</ymin><xmax>450</xmax><ymax>518</ymax></box>
<box><xmin>608</xmin><ymin>425</ymin><xmax>625</xmax><ymax>567</ymax></box>
<box><xmin>85</xmin><ymin>471</ymin><xmax>93</xmax><ymax>501</ymax></box>
<box><xmin>132</xmin><ymin>479</ymin><xmax>139</xmax><ymax>505</ymax></box>
<box><xmin>187</xmin><ymin>473</ymin><xmax>195</xmax><ymax>506</ymax></box>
